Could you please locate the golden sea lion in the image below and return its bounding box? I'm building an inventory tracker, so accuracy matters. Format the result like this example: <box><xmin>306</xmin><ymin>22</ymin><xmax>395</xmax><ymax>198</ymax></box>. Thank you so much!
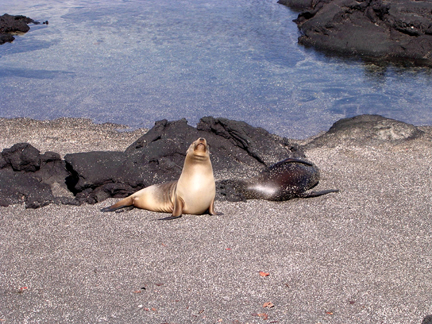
<box><xmin>101</xmin><ymin>137</ymin><xmax>216</xmax><ymax>217</ymax></box>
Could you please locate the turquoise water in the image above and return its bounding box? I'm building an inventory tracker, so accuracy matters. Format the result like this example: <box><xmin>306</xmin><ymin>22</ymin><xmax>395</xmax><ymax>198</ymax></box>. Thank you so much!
<box><xmin>1</xmin><ymin>0</ymin><xmax>431</xmax><ymax>138</ymax></box>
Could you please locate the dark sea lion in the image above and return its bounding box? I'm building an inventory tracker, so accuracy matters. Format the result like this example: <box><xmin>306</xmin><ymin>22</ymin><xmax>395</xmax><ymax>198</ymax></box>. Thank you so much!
<box><xmin>101</xmin><ymin>138</ymin><xmax>217</xmax><ymax>217</ymax></box>
<box><xmin>218</xmin><ymin>158</ymin><xmax>338</xmax><ymax>201</ymax></box>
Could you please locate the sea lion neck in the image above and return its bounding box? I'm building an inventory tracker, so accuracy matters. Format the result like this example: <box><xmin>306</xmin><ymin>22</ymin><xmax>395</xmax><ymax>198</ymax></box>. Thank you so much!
<box><xmin>187</xmin><ymin>153</ymin><xmax>209</xmax><ymax>164</ymax></box>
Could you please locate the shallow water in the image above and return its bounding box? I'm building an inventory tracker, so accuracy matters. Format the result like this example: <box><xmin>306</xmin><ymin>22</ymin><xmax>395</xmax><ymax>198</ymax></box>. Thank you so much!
<box><xmin>1</xmin><ymin>0</ymin><xmax>431</xmax><ymax>139</ymax></box>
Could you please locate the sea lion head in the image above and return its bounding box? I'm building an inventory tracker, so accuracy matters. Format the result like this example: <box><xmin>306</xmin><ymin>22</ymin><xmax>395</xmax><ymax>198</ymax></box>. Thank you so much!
<box><xmin>187</xmin><ymin>137</ymin><xmax>210</xmax><ymax>158</ymax></box>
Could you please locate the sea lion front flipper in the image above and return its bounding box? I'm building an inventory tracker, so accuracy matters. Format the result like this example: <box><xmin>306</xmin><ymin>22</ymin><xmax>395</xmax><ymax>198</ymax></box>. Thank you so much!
<box><xmin>208</xmin><ymin>197</ymin><xmax>220</xmax><ymax>215</ymax></box>
<box><xmin>172</xmin><ymin>195</ymin><xmax>184</xmax><ymax>217</ymax></box>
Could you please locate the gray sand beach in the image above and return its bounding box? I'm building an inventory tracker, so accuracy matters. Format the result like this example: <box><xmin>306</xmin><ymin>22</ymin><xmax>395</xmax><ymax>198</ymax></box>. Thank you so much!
<box><xmin>1</xmin><ymin>117</ymin><xmax>431</xmax><ymax>323</ymax></box>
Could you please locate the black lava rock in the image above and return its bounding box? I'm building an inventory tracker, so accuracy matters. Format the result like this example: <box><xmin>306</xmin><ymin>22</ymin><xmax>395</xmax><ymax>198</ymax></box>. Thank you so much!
<box><xmin>0</xmin><ymin>117</ymin><xmax>302</xmax><ymax>207</ymax></box>
<box><xmin>1</xmin><ymin>115</ymin><xmax>421</xmax><ymax>209</ymax></box>
<box><xmin>64</xmin><ymin>117</ymin><xmax>303</xmax><ymax>205</ymax></box>
<box><xmin>0</xmin><ymin>14</ymin><xmax>37</xmax><ymax>45</ymax></box>
<box><xmin>0</xmin><ymin>168</ymin><xmax>54</xmax><ymax>208</ymax></box>
<box><xmin>280</xmin><ymin>0</ymin><xmax>432</xmax><ymax>66</ymax></box>
<box><xmin>1</xmin><ymin>143</ymin><xmax>71</xmax><ymax>208</ymax></box>
<box><xmin>2</xmin><ymin>143</ymin><xmax>41</xmax><ymax>172</ymax></box>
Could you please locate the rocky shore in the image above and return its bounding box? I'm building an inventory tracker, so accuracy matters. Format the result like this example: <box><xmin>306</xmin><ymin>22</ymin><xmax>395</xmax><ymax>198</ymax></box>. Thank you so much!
<box><xmin>0</xmin><ymin>117</ymin><xmax>305</xmax><ymax>208</ymax></box>
<box><xmin>1</xmin><ymin>115</ymin><xmax>428</xmax><ymax>209</ymax></box>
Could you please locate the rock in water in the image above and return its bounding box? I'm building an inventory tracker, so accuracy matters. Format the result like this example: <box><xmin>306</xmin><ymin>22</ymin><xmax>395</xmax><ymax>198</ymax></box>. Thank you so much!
<box><xmin>279</xmin><ymin>0</ymin><xmax>432</xmax><ymax>66</ymax></box>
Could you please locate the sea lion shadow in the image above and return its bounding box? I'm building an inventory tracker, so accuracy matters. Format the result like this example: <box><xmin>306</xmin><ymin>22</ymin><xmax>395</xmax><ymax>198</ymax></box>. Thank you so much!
<box><xmin>100</xmin><ymin>205</ymin><xmax>134</xmax><ymax>213</ymax></box>
<box><xmin>158</xmin><ymin>211</ymin><xmax>224</xmax><ymax>221</ymax></box>
<box><xmin>158</xmin><ymin>215</ymin><xmax>181</xmax><ymax>221</ymax></box>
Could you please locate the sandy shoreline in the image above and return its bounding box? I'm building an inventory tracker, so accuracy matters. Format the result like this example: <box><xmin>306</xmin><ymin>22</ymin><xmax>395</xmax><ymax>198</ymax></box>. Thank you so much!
<box><xmin>1</xmin><ymin>117</ymin><xmax>431</xmax><ymax>323</ymax></box>
<box><xmin>0</xmin><ymin>117</ymin><xmax>149</xmax><ymax>157</ymax></box>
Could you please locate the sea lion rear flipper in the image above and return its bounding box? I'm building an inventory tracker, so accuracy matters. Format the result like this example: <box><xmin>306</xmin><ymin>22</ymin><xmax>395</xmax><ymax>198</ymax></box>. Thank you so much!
<box><xmin>100</xmin><ymin>196</ymin><xmax>134</xmax><ymax>212</ymax></box>
<box><xmin>299</xmin><ymin>189</ymin><xmax>339</xmax><ymax>198</ymax></box>
<box><xmin>172</xmin><ymin>195</ymin><xmax>184</xmax><ymax>217</ymax></box>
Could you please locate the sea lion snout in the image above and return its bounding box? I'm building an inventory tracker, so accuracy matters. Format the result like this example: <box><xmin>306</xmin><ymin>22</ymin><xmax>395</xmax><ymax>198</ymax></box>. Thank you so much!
<box><xmin>197</xmin><ymin>137</ymin><xmax>206</xmax><ymax>146</ymax></box>
<box><xmin>194</xmin><ymin>137</ymin><xmax>208</xmax><ymax>153</ymax></box>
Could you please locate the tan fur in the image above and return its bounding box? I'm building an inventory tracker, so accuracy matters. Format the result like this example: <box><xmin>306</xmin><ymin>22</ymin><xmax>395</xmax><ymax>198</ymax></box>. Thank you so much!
<box><xmin>102</xmin><ymin>138</ymin><xmax>216</xmax><ymax>217</ymax></box>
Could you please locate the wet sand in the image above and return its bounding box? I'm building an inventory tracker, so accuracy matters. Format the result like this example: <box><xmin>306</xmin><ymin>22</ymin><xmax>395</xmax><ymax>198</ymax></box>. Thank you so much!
<box><xmin>1</xmin><ymin>117</ymin><xmax>431</xmax><ymax>323</ymax></box>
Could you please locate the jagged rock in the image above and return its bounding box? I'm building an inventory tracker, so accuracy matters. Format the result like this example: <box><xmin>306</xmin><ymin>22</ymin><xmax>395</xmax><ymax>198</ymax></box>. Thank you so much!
<box><xmin>64</xmin><ymin>151</ymin><xmax>139</xmax><ymax>205</ymax></box>
<box><xmin>64</xmin><ymin>151</ymin><xmax>126</xmax><ymax>193</ymax></box>
<box><xmin>0</xmin><ymin>14</ymin><xmax>37</xmax><ymax>45</ymax></box>
<box><xmin>279</xmin><ymin>0</ymin><xmax>432</xmax><ymax>66</ymax></box>
<box><xmin>64</xmin><ymin>117</ymin><xmax>303</xmax><ymax>204</ymax></box>
<box><xmin>75</xmin><ymin>183</ymin><xmax>137</xmax><ymax>205</ymax></box>
<box><xmin>0</xmin><ymin>143</ymin><xmax>70</xmax><ymax>208</ymax></box>
<box><xmin>2</xmin><ymin>143</ymin><xmax>41</xmax><ymax>172</ymax></box>
<box><xmin>125</xmin><ymin>117</ymin><xmax>302</xmax><ymax>171</ymax></box>
<box><xmin>197</xmin><ymin>117</ymin><xmax>301</xmax><ymax>167</ymax></box>
<box><xmin>35</xmin><ymin>151</ymin><xmax>70</xmax><ymax>188</ymax></box>
<box><xmin>0</xmin><ymin>115</ymin><xmax>422</xmax><ymax>208</ymax></box>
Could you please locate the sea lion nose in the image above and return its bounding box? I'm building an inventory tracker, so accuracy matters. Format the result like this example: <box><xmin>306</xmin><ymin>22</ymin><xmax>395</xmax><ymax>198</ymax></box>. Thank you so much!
<box><xmin>198</xmin><ymin>137</ymin><xmax>205</xmax><ymax>142</ymax></box>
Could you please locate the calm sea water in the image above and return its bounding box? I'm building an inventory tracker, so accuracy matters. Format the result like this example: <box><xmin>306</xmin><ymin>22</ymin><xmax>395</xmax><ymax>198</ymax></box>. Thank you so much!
<box><xmin>1</xmin><ymin>0</ymin><xmax>431</xmax><ymax>139</ymax></box>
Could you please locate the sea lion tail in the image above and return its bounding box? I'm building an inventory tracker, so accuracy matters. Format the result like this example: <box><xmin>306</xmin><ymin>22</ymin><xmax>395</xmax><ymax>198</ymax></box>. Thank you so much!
<box><xmin>100</xmin><ymin>196</ymin><xmax>134</xmax><ymax>212</ymax></box>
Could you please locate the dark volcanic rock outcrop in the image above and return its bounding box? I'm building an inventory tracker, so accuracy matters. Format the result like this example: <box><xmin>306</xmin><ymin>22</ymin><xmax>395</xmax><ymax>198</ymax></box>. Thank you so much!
<box><xmin>0</xmin><ymin>115</ymin><xmax>424</xmax><ymax>209</ymax></box>
<box><xmin>0</xmin><ymin>14</ymin><xmax>39</xmax><ymax>45</ymax></box>
<box><xmin>65</xmin><ymin>117</ymin><xmax>303</xmax><ymax>205</ymax></box>
<box><xmin>279</xmin><ymin>0</ymin><xmax>432</xmax><ymax>66</ymax></box>
<box><xmin>0</xmin><ymin>117</ymin><xmax>303</xmax><ymax>208</ymax></box>
<box><xmin>0</xmin><ymin>169</ymin><xmax>54</xmax><ymax>208</ymax></box>
<box><xmin>0</xmin><ymin>143</ymin><xmax>70</xmax><ymax>208</ymax></box>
